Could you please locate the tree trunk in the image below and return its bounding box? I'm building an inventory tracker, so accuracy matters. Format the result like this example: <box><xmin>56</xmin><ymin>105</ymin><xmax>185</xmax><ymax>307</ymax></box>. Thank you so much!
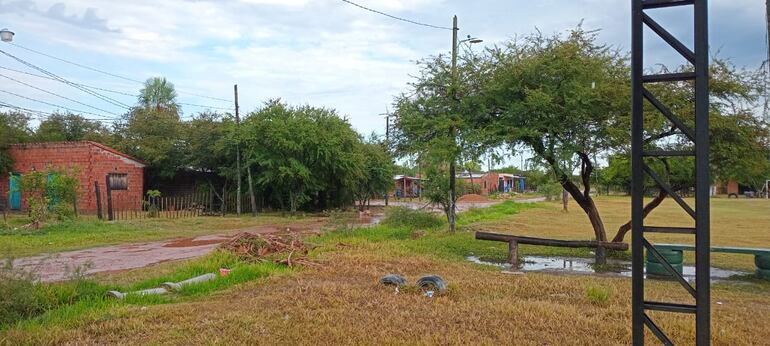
<box><xmin>247</xmin><ymin>166</ymin><xmax>257</xmax><ymax>216</ymax></box>
<box><xmin>562</xmin><ymin>189</ymin><xmax>568</xmax><ymax>212</ymax></box>
<box><xmin>611</xmin><ymin>189</ymin><xmax>669</xmax><ymax>243</ymax></box>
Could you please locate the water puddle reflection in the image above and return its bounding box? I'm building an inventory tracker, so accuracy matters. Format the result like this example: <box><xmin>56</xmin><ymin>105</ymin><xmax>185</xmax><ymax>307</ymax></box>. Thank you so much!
<box><xmin>466</xmin><ymin>255</ymin><xmax>748</xmax><ymax>281</ymax></box>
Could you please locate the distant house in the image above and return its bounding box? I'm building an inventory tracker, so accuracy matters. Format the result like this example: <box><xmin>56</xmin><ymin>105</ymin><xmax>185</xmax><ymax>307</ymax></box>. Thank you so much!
<box><xmin>457</xmin><ymin>172</ymin><xmax>526</xmax><ymax>195</ymax></box>
<box><xmin>392</xmin><ymin>175</ymin><xmax>422</xmax><ymax>198</ymax></box>
<box><xmin>1</xmin><ymin>141</ymin><xmax>145</xmax><ymax>213</ymax></box>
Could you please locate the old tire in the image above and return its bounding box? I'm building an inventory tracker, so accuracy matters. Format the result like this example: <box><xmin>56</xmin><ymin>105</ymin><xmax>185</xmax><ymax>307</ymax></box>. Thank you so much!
<box><xmin>380</xmin><ymin>274</ymin><xmax>407</xmax><ymax>286</ymax></box>
<box><xmin>416</xmin><ymin>275</ymin><xmax>448</xmax><ymax>293</ymax></box>
<box><xmin>755</xmin><ymin>255</ymin><xmax>770</xmax><ymax>270</ymax></box>
<box><xmin>646</xmin><ymin>261</ymin><xmax>684</xmax><ymax>277</ymax></box>
<box><xmin>646</xmin><ymin>249</ymin><xmax>683</xmax><ymax>264</ymax></box>
<box><xmin>757</xmin><ymin>268</ymin><xmax>770</xmax><ymax>280</ymax></box>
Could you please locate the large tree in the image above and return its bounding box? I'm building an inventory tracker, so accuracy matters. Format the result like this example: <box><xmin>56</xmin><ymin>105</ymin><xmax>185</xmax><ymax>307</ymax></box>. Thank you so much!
<box><xmin>241</xmin><ymin>100</ymin><xmax>365</xmax><ymax>213</ymax></box>
<box><xmin>478</xmin><ymin>28</ymin><xmax>769</xmax><ymax>259</ymax></box>
<box><xmin>482</xmin><ymin>29</ymin><xmax>629</xmax><ymax>260</ymax></box>
<box><xmin>35</xmin><ymin>112</ymin><xmax>110</xmax><ymax>143</ymax></box>
<box><xmin>392</xmin><ymin>49</ymin><xmax>493</xmax><ymax>230</ymax></box>
<box><xmin>113</xmin><ymin>77</ymin><xmax>184</xmax><ymax>178</ymax></box>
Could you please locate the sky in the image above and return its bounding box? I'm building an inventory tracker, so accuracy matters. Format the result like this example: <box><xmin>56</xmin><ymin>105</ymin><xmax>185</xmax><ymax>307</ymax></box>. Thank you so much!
<box><xmin>0</xmin><ymin>0</ymin><xmax>768</xmax><ymax>168</ymax></box>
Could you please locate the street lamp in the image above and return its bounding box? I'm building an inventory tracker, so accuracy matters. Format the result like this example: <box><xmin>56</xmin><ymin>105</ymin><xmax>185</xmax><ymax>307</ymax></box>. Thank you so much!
<box><xmin>460</xmin><ymin>35</ymin><xmax>483</xmax><ymax>46</ymax></box>
<box><xmin>0</xmin><ymin>28</ymin><xmax>14</xmax><ymax>42</ymax></box>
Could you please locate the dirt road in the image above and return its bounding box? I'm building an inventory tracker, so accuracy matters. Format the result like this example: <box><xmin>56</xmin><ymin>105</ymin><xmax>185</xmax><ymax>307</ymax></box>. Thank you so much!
<box><xmin>11</xmin><ymin>220</ymin><xmax>327</xmax><ymax>282</ymax></box>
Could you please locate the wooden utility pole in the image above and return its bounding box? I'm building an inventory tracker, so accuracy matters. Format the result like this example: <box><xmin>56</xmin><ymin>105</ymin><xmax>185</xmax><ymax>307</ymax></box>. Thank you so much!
<box><xmin>448</xmin><ymin>15</ymin><xmax>458</xmax><ymax>232</ymax></box>
<box><xmin>384</xmin><ymin>110</ymin><xmax>390</xmax><ymax>206</ymax></box>
<box><xmin>234</xmin><ymin>84</ymin><xmax>242</xmax><ymax>216</ymax></box>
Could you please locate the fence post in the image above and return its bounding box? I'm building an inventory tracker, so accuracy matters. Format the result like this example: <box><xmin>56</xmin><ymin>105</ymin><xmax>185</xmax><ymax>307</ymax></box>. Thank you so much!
<box><xmin>105</xmin><ymin>176</ymin><xmax>114</xmax><ymax>221</ymax></box>
<box><xmin>94</xmin><ymin>182</ymin><xmax>103</xmax><ymax>220</ymax></box>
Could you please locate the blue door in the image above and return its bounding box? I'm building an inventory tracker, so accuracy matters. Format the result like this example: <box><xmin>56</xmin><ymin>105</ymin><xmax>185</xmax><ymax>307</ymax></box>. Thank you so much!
<box><xmin>9</xmin><ymin>173</ymin><xmax>21</xmax><ymax>210</ymax></box>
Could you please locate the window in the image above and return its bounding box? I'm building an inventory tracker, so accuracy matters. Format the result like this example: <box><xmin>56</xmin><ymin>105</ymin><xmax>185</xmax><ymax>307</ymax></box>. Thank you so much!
<box><xmin>107</xmin><ymin>173</ymin><xmax>128</xmax><ymax>190</ymax></box>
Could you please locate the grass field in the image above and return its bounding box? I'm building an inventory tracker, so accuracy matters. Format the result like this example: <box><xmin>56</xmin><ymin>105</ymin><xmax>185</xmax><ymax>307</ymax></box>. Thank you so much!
<box><xmin>2</xmin><ymin>198</ymin><xmax>769</xmax><ymax>345</ymax></box>
<box><xmin>475</xmin><ymin>196</ymin><xmax>770</xmax><ymax>270</ymax></box>
<box><xmin>0</xmin><ymin>214</ymin><xmax>327</xmax><ymax>258</ymax></box>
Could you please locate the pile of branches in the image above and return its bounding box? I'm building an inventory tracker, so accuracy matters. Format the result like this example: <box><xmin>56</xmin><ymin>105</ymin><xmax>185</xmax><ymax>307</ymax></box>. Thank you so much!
<box><xmin>220</xmin><ymin>233</ymin><xmax>317</xmax><ymax>267</ymax></box>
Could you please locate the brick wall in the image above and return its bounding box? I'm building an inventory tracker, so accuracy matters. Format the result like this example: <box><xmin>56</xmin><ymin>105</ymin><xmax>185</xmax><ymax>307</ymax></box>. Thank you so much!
<box><xmin>0</xmin><ymin>141</ymin><xmax>144</xmax><ymax>213</ymax></box>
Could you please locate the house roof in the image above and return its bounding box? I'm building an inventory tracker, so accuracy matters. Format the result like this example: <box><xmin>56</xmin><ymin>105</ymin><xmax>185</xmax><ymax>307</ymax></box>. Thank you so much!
<box><xmin>394</xmin><ymin>174</ymin><xmax>422</xmax><ymax>181</ymax></box>
<box><xmin>10</xmin><ymin>141</ymin><xmax>146</xmax><ymax>166</ymax></box>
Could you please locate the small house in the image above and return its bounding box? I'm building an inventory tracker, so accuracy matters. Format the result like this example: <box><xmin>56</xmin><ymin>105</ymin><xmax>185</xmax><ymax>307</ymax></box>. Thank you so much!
<box><xmin>1</xmin><ymin>141</ymin><xmax>145</xmax><ymax>213</ymax></box>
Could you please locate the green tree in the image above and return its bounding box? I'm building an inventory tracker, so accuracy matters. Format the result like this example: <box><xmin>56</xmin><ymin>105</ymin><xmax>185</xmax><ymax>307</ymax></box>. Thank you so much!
<box><xmin>482</xmin><ymin>28</ymin><xmax>629</xmax><ymax>258</ymax></box>
<box><xmin>113</xmin><ymin>77</ymin><xmax>184</xmax><ymax>179</ymax></box>
<box><xmin>242</xmin><ymin>101</ymin><xmax>364</xmax><ymax>213</ymax></box>
<box><xmin>392</xmin><ymin>49</ymin><xmax>493</xmax><ymax>230</ymax></box>
<box><xmin>138</xmin><ymin>77</ymin><xmax>179</xmax><ymax>113</ymax></box>
<box><xmin>353</xmin><ymin>137</ymin><xmax>395</xmax><ymax>211</ymax></box>
<box><xmin>0</xmin><ymin>111</ymin><xmax>32</xmax><ymax>175</ymax></box>
<box><xmin>35</xmin><ymin>113</ymin><xmax>110</xmax><ymax>142</ymax></box>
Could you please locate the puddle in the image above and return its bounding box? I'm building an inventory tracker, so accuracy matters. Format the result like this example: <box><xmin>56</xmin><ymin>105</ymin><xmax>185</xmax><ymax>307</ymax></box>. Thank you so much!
<box><xmin>466</xmin><ymin>255</ymin><xmax>748</xmax><ymax>281</ymax></box>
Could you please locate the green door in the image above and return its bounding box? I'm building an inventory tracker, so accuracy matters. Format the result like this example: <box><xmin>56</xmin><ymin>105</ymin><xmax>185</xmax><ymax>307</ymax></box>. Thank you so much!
<box><xmin>9</xmin><ymin>173</ymin><xmax>21</xmax><ymax>210</ymax></box>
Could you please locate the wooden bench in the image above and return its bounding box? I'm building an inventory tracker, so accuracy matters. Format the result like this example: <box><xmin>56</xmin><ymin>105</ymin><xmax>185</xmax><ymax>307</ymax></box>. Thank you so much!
<box><xmin>475</xmin><ymin>231</ymin><xmax>629</xmax><ymax>266</ymax></box>
<box><xmin>648</xmin><ymin>244</ymin><xmax>770</xmax><ymax>279</ymax></box>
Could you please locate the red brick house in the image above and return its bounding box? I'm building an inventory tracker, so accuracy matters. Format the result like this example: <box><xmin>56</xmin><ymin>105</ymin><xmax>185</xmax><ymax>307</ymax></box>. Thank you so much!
<box><xmin>392</xmin><ymin>175</ymin><xmax>422</xmax><ymax>198</ymax></box>
<box><xmin>458</xmin><ymin>172</ymin><xmax>526</xmax><ymax>195</ymax></box>
<box><xmin>1</xmin><ymin>141</ymin><xmax>145</xmax><ymax>213</ymax></box>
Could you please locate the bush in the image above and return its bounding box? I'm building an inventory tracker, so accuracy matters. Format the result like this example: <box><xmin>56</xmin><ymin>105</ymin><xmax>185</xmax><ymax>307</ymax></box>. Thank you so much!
<box><xmin>537</xmin><ymin>181</ymin><xmax>563</xmax><ymax>201</ymax></box>
<box><xmin>0</xmin><ymin>270</ymin><xmax>47</xmax><ymax>327</ymax></box>
<box><xmin>0</xmin><ymin>260</ymin><xmax>105</xmax><ymax>328</ymax></box>
<box><xmin>381</xmin><ymin>207</ymin><xmax>444</xmax><ymax>230</ymax></box>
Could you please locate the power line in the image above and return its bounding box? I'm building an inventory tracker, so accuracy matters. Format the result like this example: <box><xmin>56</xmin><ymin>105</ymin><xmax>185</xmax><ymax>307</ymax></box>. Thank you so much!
<box><xmin>8</xmin><ymin>42</ymin><xmax>234</xmax><ymax>103</ymax></box>
<box><xmin>0</xmin><ymin>101</ymin><xmax>117</xmax><ymax>122</ymax></box>
<box><xmin>0</xmin><ymin>89</ymin><xmax>120</xmax><ymax>120</ymax></box>
<box><xmin>339</xmin><ymin>0</ymin><xmax>452</xmax><ymax>30</ymax></box>
<box><xmin>178</xmin><ymin>102</ymin><xmax>233</xmax><ymax>111</ymax></box>
<box><xmin>0</xmin><ymin>72</ymin><xmax>122</xmax><ymax>116</ymax></box>
<box><xmin>9</xmin><ymin>42</ymin><xmax>144</xmax><ymax>84</ymax></box>
<box><xmin>0</xmin><ymin>65</ymin><xmax>234</xmax><ymax>111</ymax></box>
<box><xmin>0</xmin><ymin>48</ymin><xmax>132</xmax><ymax>110</ymax></box>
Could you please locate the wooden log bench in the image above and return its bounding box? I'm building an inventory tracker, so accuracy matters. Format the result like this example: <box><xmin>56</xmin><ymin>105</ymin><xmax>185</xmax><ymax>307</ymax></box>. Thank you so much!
<box><xmin>475</xmin><ymin>231</ymin><xmax>629</xmax><ymax>266</ymax></box>
<box><xmin>648</xmin><ymin>244</ymin><xmax>770</xmax><ymax>280</ymax></box>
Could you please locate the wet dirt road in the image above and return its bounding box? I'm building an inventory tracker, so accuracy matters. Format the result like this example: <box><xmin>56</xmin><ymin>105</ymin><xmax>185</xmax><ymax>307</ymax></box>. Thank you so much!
<box><xmin>11</xmin><ymin>221</ymin><xmax>329</xmax><ymax>282</ymax></box>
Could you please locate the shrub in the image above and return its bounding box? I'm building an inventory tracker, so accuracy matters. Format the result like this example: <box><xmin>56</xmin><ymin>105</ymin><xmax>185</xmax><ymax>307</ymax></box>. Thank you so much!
<box><xmin>537</xmin><ymin>181</ymin><xmax>563</xmax><ymax>201</ymax></box>
<box><xmin>382</xmin><ymin>207</ymin><xmax>444</xmax><ymax>230</ymax></box>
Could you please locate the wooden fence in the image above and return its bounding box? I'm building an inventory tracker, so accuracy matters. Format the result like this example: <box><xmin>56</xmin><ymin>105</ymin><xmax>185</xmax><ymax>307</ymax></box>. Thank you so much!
<box><xmin>104</xmin><ymin>192</ymin><xmax>216</xmax><ymax>221</ymax></box>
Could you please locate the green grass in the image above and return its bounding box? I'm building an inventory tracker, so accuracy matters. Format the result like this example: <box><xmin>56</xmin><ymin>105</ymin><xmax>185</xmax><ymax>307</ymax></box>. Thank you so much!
<box><xmin>0</xmin><ymin>214</ymin><xmax>320</xmax><ymax>258</ymax></box>
<box><xmin>585</xmin><ymin>285</ymin><xmax>612</xmax><ymax>305</ymax></box>
<box><xmin>1</xmin><ymin>251</ymin><xmax>292</xmax><ymax>332</ymax></box>
<box><xmin>313</xmin><ymin>201</ymin><xmax>594</xmax><ymax>264</ymax></box>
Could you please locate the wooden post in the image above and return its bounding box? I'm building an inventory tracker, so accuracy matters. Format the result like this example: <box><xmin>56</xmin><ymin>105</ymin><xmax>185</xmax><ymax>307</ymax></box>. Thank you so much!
<box><xmin>508</xmin><ymin>240</ymin><xmax>519</xmax><ymax>267</ymax></box>
<box><xmin>95</xmin><ymin>182</ymin><xmax>103</xmax><ymax>220</ymax></box>
<box><xmin>105</xmin><ymin>175</ymin><xmax>114</xmax><ymax>221</ymax></box>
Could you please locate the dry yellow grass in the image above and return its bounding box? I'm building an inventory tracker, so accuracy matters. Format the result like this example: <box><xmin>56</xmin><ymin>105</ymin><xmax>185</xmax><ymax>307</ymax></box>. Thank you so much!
<box><xmin>477</xmin><ymin>196</ymin><xmax>770</xmax><ymax>270</ymax></box>
<box><xmin>4</xmin><ymin>244</ymin><xmax>769</xmax><ymax>345</ymax></box>
<box><xmin>3</xmin><ymin>198</ymin><xmax>769</xmax><ymax>345</ymax></box>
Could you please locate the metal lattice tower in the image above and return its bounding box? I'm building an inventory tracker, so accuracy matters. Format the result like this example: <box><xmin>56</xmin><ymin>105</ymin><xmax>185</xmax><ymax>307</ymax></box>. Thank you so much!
<box><xmin>631</xmin><ymin>0</ymin><xmax>710</xmax><ymax>345</ymax></box>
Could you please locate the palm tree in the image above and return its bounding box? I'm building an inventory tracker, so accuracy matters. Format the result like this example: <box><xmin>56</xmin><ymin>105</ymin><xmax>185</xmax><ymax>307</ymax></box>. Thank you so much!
<box><xmin>138</xmin><ymin>77</ymin><xmax>179</xmax><ymax>113</ymax></box>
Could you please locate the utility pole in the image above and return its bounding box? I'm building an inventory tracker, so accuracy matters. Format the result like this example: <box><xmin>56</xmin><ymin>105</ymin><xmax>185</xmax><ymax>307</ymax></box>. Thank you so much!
<box><xmin>448</xmin><ymin>15</ymin><xmax>459</xmax><ymax>232</ymax></box>
<box><xmin>384</xmin><ymin>110</ymin><xmax>390</xmax><ymax>207</ymax></box>
<box><xmin>234</xmin><ymin>84</ymin><xmax>242</xmax><ymax>216</ymax></box>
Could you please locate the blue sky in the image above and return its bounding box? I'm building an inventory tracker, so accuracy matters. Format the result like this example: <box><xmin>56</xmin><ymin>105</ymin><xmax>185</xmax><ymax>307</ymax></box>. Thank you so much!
<box><xmin>0</xmin><ymin>0</ymin><xmax>767</xmax><ymax>149</ymax></box>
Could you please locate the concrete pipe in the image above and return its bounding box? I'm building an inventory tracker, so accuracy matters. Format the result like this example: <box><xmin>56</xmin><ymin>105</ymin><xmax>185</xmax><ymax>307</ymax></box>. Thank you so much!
<box><xmin>162</xmin><ymin>273</ymin><xmax>217</xmax><ymax>291</ymax></box>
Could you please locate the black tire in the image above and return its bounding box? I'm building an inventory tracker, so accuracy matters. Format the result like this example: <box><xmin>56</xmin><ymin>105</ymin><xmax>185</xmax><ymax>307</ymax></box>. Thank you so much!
<box><xmin>646</xmin><ymin>261</ymin><xmax>684</xmax><ymax>277</ymax></box>
<box><xmin>380</xmin><ymin>274</ymin><xmax>407</xmax><ymax>286</ymax></box>
<box><xmin>646</xmin><ymin>248</ymin><xmax>683</xmax><ymax>264</ymax></box>
<box><xmin>755</xmin><ymin>255</ymin><xmax>770</xmax><ymax>270</ymax></box>
<box><xmin>416</xmin><ymin>275</ymin><xmax>448</xmax><ymax>293</ymax></box>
